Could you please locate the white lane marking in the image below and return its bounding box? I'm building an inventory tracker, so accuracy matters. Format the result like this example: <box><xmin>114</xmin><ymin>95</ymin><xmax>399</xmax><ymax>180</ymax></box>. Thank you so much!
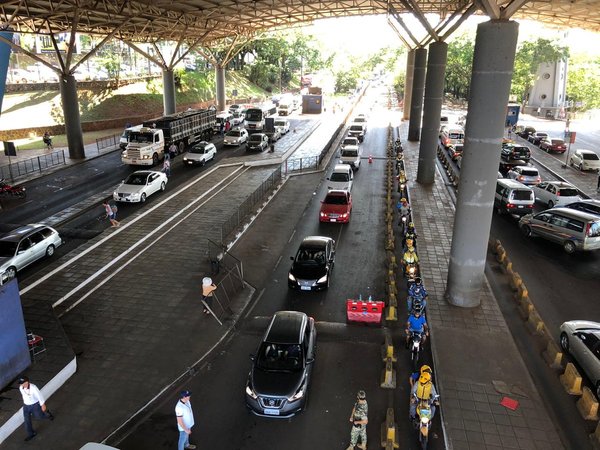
<box><xmin>21</xmin><ymin>165</ymin><xmax>244</xmax><ymax>296</ymax></box>
<box><xmin>288</xmin><ymin>229</ymin><xmax>296</xmax><ymax>243</ymax></box>
<box><xmin>56</xmin><ymin>168</ymin><xmax>248</xmax><ymax>312</ymax></box>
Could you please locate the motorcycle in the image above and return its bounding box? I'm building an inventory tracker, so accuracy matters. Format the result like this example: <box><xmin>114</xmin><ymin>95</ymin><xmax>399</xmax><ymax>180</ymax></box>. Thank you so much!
<box><xmin>408</xmin><ymin>330</ymin><xmax>425</xmax><ymax>370</ymax></box>
<box><xmin>0</xmin><ymin>179</ymin><xmax>26</xmax><ymax>199</ymax></box>
<box><xmin>413</xmin><ymin>395</ymin><xmax>439</xmax><ymax>449</ymax></box>
<box><xmin>408</xmin><ymin>294</ymin><xmax>427</xmax><ymax>316</ymax></box>
<box><xmin>404</xmin><ymin>261</ymin><xmax>419</xmax><ymax>281</ymax></box>
<box><xmin>394</xmin><ymin>139</ymin><xmax>403</xmax><ymax>155</ymax></box>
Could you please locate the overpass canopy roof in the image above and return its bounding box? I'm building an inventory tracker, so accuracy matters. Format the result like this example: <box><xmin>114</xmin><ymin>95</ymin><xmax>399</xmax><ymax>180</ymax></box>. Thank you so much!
<box><xmin>1</xmin><ymin>0</ymin><xmax>599</xmax><ymax>45</ymax></box>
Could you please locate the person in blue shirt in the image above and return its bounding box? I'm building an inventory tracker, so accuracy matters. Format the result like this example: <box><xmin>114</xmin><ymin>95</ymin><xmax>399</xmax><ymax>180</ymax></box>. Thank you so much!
<box><xmin>405</xmin><ymin>310</ymin><xmax>429</xmax><ymax>348</ymax></box>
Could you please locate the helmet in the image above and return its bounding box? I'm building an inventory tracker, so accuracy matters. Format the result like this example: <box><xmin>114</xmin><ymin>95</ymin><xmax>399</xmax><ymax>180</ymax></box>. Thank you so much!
<box><xmin>408</xmin><ymin>222</ymin><xmax>414</xmax><ymax>229</ymax></box>
<box><xmin>420</xmin><ymin>365</ymin><xmax>432</xmax><ymax>374</ymax></box>
<box><xmin>415</xmin><ymin>277</ymin><xmax>422</xmax><ymax>285</ymax></box>
<box><xmin>400</xmin><ymin>197</ymin><xmax>407</xmax><ymax>203</ymax></box>
<box><xmin>419</xmin><ymin>372</ymin><xmax>431</xmax><ymax>384</ymax></box>
<box><xmin>357</xmin><ymin>390</ymin><xmax>366</xmax><ymax>400</ymax></box>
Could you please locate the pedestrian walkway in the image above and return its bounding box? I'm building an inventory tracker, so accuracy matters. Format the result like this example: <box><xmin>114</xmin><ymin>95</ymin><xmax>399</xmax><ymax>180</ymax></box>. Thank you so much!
<box><xmin>399</xmin><ymin>120</ymin><xmax>564</xmax><ymax>449</ymax></box>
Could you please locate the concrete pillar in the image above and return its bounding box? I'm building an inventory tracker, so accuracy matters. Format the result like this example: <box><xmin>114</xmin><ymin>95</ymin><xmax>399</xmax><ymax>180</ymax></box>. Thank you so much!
<box><xmin>445</xmin><ymin>20</ymin><xmax>519</xmax><ymax>307</ymax></box>
<box><xmin>417</xmin><ymin>42</ymin><xmax>448</xmax><ymax>184</ymax></box>
<box><xmin>407</xmin><ymin>48</ymin><xmax>427</xmax><ymax>142</ymax></box>
<box><xmin>215</xmin><ymin>65</ymin><xmax>226</xmax><ymax>112</ymax></box>
<box><xmin>59</xmin><ymin>74</ymin><xmax>85</xmax><ymax>159</ymax></box>
<box><xmin>402</xmin><ymin>50</ymin><xmax>415</xmax><ymax>121</ymax></box>
<box><xmin>162</xmin><ymin>69</ymin><xmax>176</xmax><ymax>115</ymax></box>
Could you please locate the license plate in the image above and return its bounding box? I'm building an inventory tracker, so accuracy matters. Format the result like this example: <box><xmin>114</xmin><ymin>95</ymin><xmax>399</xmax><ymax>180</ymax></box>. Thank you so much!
<box><xmin>330</xmin><ymin>219</ymin><xmax>337</xmax><ymax>222</ymax></box>
<box><xmin>301</xmin><ymin>286</ymin><xmax>311</xmax><ymax>291</ymax></box>
<box><xmin>518</xmin><ymin>205</ymin><xmax>523</xmax><ymax>208</ymax></box>
<box><xmin>187</xmin><ymin>161</ymin><xmax>194</xmax><ymax>165</ymax></box>
<box><xmin>264</xmin><ymin>408</ymin><xmax>279</xmax><ymax>415</ymax></box>
<box><xmin>132</xmin><ymin>160</ymin><xmax>138</xmax><ymax>164</ymax></box>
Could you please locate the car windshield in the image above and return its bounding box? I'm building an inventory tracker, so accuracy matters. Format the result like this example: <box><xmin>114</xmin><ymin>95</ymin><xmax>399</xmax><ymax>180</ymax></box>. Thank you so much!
<box><xmin>341</xmin><ymin>149</ymin><xmax>358</xmax><ymax>158</ymax></box>
<box><xmin>226</xmin><ymin>131</ymin><xmax>242</xmax><ymax>137</ymax></box>
<box><xmin>129</xmin><ymin>132</ymin><xmax>154</xmax><ymax>143</ymax></box>
<box><xmin>353</xmin><ymin>117</ymin><xmax>366</xmax><ymax>123</ymax></box>
<box><xmin>257</xmin><ymin>343</ymin><xmax>303</xmax><ymax>372</ymax></box>
<box><xmin>0</xmin><ymin>241</ymin><xmax>18</xmax><ymax>257</ymax></box>
<box><xmin>330</xmin><ymin>173</ymin><xmax>349</xmax><ymax>182</ymax></box>
<box><xmin>274</xmin><ymin>121</ymin><xmax>286</xmax><ymax>127</ymax></box>
<box><xmin>552</xmin><ymin>139</ymin><xmax>564</xmax><ymax>145</ymax></box>
<box><xmin>190</xmin><ymin>144</ymin><xmax>210</xmax><ymax>153</ymax></box>
<box><xmin>324</xmin><ymin>194</ymin><xmax>348</xmax><ymax>205</ymax></box>
<box><xmin>342</xmin><ymin>139</ymin><xmax>357</xmax><ymax>146</ymax></box>
<box><xmin>559</xmin><ymin>188</ymin><xmax>579</xmax><ymax>196</ymax></box>
<box><xmin>124</xmin><ymin>174</ymin><xmax>148</xmax><ymax>185</ymax></box>
<box><xmin>513</xmin><ymin>190</ymin><xmax>533</xmax><ymax>201</ymax></box>
<box><xmin>350</xmin><ymin>125</ymin><xmax>363</xmax><ymax>131</ymax></box>
<box><xmin>296</xmin><ymin>247</ymin><xmax>326</xmax><ymax>263</ymax></box>
<box><xmin>449</xmin><ymin>132</ymin><xmax>464</xmax><ymax>139</ymax></box>
<box><xmin>583</xmin><ymin>153</ymin><xmax>600</xmax><ymax>160</ymax></box>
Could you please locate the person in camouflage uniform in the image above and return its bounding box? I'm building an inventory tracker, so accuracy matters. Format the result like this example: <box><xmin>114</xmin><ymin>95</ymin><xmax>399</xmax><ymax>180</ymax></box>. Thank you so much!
<box><xmin>347</xmin><ymin>390</ymin><xmax>368</xmax><ymax>450</ymax></box>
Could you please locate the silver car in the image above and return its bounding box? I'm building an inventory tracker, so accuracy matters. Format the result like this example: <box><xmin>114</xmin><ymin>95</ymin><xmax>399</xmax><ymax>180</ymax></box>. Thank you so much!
<box><xmin>0</xmin><ymin>224</ymin><xmax>63</xmax><ymax>282</ymax></box>
<box><xmin>560</xmin><ymin>321</ymin><xmax>600</xmax><ymax>399</ymax></box>
<box><xmin>113</xmin><ymin>170</ymin><xmax>168</xmax><ymax>203</ymax></box>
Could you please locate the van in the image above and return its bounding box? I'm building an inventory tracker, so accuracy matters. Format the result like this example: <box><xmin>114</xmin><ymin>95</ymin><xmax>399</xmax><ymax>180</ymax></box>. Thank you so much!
<box><xmin>519</xmin><ymin>208</ymin><xmax>600</xmax><ymax>253</ymax></box>
<box><xmin>440</xmin><ymin>127</ymin><xmax>464</xmax><ymax>148</ymax></box>
<box><xmin>494</xmin><ymin>179</ymin><xmax>534</xmax><ymax>216</ymax></box>
<box><xmin>339</xmin><ymin>146</ymin><xmax>362</xmax><ymax>170</ymax></box>
<box><xmin>327</xmin><ymin>164</ymin><xmax>354</xmax><ymax>191</ymax></box>
<box><xmin>214</xmin><ymin>111</ymin><xmax>233</xmax><ymax>132</ymax></box>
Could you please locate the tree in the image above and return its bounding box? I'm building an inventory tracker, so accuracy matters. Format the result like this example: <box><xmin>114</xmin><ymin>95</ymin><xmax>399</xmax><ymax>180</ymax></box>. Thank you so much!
<box><xmin>334</xmin><ymin>68</ymin><xmax>360</xmax><ymax>94</ymax></box>
<box><xmin>445</xmin><ymin>35</ymin><xmax>474</xmax><ymax>99</ymax></box>
<box><xmin>566</xmin><ymin>55</ymin><xmax>600</xmax><ymax>112</ymax></box>
<box><xmin>511</xmin><ymin>38</ymin><xmax>569</xmax><ymax>103</ymax></box>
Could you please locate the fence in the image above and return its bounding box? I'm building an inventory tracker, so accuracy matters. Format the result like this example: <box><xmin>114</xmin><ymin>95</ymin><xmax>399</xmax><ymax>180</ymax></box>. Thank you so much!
<box><xmin>96</xmin><ymin>134</ymin><xmax>120</xmax><ymax>153</ymax></box>
<box><xmin>0</xmin><ymin>150</ymin><xmax>66</xmax><ymax>181</ymax></box>
<box><xmin>219</xmin><ymin>167</ymin><xmax>283</xmax><ymax>245</ymax></box>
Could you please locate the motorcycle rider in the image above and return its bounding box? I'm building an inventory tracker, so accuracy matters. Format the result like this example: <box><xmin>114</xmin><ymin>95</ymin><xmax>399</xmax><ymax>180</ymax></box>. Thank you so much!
<box><xmin>402</xmin><ymin>245</ymin><xmax>419</xmax><ymax>267</ymax></box>
<box><xmin>407</xmin><ymin>277</ymin><xmax>428</xmax><ymax>313</ymax></box>
<box><xmin>397</xmin><ymin>198</ymin><xmax>411</xmax><ymax>228</ymax></box>
<box><xmin>409</xmin><ymin>370</ymin><xmax>439</xmax><ymax>421</ymax></box>
<box><xmin>405</xmin><ymin>309</ymin><xmax>428</xmax><ymax>349</ymax></box>
<box><xmin>394</xmin><ymin>138</ymin><xmax>403</xmax><ymax>154</ymax></box>
<box><xmin>403</xmin><ymin>222</ymin><xmax>418</xmax><ymax>249</ymax></box>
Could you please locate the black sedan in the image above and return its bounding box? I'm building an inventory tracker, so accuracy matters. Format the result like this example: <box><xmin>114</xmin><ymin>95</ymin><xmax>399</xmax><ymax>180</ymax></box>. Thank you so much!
<box><xmin>288</xmin><ymin>236</ymin><xmax>335</xmax><ymax>291</ymax></box>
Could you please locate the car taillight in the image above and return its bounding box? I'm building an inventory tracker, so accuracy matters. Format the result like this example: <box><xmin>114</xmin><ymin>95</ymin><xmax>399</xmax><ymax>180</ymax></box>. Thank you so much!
<box><xmin>506</xmin><ymin>203</ymin><xmax>514</xmax><ymax>208</ymax></box>
<box><xmin>586</xmin><ymin>222</ymin><xmax>592</xmax><ymax>237</ymax></box>
<box><xmin>556</xmin><ymin>191</ymin><xmax>561</xmax><ymax>196</ymax></box>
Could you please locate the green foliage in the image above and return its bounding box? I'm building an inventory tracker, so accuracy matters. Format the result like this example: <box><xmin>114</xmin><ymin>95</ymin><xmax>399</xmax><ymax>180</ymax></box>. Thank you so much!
<box><xmin>566</xmin><ymin>55</ymin><xmax>600</xmax><ymax>111</ymax></box>
<box><xmin>334</xmin><ymin>69</ymin><xmax>359</xmax><ymax>94</ymax></box>
<box><xmin>511</xmin><ymin>38</ymin><xmax>569</xmax><ymax>103</ymax></box>
<box><xmin>445</xmin><ymin>35</ymin><xmax>474</xmax><ymax>99</ymax></box>
<box><xmin>393</xmin><ymin>72</ymin><xmax>405</xmax><ymax>100</ymax></box>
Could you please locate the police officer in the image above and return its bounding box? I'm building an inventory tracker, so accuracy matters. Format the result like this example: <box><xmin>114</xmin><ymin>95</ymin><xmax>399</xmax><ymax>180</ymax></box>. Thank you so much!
<box><xmin>347</xmin><ymin>390</ymin><xmax>368</xmax><ymax>450</ymax></box>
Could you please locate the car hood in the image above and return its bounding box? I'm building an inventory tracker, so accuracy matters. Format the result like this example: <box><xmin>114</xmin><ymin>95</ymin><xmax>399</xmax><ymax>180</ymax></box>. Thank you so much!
<box><xmin>290</xmin><ymin>262</ymin><xmax>327</xmax><ymax>280</ymax></box>
<box><xmin>0</xmin><ymin>257</ymin><xmax>13</xmax><ymax>270</ymax></box>
<box><xmin>224</xmin><ymin>137</ymin><xmax>241</xmax><ymax>143</ymax></box>
<box><xmin>562</xmin><ymin>320</ymin><xmax>600</xmax><ymax>331</ymax></box>
<box><xmin>116</xmin><ymin>184</ymin><xmax>145</xmax><ymax>194</ymax></box>
<box><xmin>183</xmin><ymin>152</ymin><xmax>207</xmax><ymax>160</ymax></box>
<box><xmin>251</xmin><ymin>368</ymin><xmax>304</xmax><ymax>398</ymax></box>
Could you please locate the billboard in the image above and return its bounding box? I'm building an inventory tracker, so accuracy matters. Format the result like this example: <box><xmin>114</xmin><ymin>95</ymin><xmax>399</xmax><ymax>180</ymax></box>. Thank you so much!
<box><xmin>0</xmin><ymin>279</ymin><xmax>30</xmax><ymax>390</ymax></box>
<box><xmin>0</xmin><ymin>30</ymin><xmax>13</xmax><ymax>114</ymax></box>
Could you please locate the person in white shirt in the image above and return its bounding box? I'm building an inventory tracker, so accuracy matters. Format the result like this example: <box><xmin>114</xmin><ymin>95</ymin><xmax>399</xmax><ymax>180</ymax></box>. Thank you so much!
<box><xmin>175</xmin><ymin>390</ymin><xmax>196</xmax><ymax>450</ymax></box>
<box><xmin>18</xmin><ymin>376</ymin><xmax>53</xmax><ymax>441</ymax></box>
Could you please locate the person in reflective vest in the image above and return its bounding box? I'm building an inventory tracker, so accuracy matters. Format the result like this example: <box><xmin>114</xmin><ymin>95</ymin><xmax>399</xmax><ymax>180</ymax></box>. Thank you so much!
<box><xmin>410</xmin><ymin>371</ymin><xmax>439</xmax><ymax>420</ymax></box>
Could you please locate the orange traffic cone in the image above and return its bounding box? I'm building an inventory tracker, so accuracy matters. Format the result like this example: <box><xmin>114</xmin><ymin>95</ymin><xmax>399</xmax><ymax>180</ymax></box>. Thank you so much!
<box><xmin>368</xmin><ymin>155</ymin><xmax>373</xmax><ymax>164</ymax></box>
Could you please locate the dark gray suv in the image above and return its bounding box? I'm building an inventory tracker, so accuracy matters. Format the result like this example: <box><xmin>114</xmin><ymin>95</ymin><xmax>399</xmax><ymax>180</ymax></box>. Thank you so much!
<box><xmin>245</xmin><ymin>311</ymin><xmax>316</xmax><ymax>418</ymax></box>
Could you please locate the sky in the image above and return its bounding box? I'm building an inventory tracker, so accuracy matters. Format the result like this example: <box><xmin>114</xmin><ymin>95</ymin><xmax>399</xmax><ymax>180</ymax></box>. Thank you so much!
<box><xmin>304</xmin><ymin>14</ymin><xmax>600</xmax><ymax>61</ymax></box>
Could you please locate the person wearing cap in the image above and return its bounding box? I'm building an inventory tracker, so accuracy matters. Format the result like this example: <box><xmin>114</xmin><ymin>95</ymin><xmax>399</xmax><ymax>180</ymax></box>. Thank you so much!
<box><xmin>175</xmin><ymin>390</ymin><xmax>196</xmax><ymax>450</ymax></box>
<box><xmin>18</xmin><ymin>376</ymin><xmax>54</xmax><ymax>441</ymax></box>
<box><xmin>410</xmin><ymin>371</ymin><xmax>439</xmax><ymax>421</ymax></box>
<box><xmin>346</xmin><ymin>390</ymin><xmax>368</xmax><ymax>450</ymax></box>
<box><xmin>202</xmin><ymin>277</ymin><xmax>217</xmax><ymax>314</ymax></box>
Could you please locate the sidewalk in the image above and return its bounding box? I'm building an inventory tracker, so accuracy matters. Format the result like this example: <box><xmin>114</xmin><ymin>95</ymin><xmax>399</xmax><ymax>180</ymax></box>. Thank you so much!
<box><xmin>399</xmin><ymin>120</ymin><xmax>565</xmax><ymax>449</ymax></box>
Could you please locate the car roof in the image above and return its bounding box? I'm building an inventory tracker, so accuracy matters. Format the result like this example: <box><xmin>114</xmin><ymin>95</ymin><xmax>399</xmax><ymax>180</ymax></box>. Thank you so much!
<box><xmin>514</xmin><ymin>166</ymin><xmax>537</xmax><ymax>172</ymax></box>
<box><xmin>545</xmin><ymin>181</ymin><xmax>575</xmax><ymax>188</ymax></box>
<box><xmin>265</xmin><ymin>311</ymin><xmax>307</xmax><ymax>344</ymax></box>
<box><xmin>326</xmin><ymin>190</ymin><xmax>349</xmax><ymax>196</ymax></box>
<box><xmin>300</xmin><ymin>236</ymin><xmax>332</xmax><ymax>248</ymax></box>
<box><xmin>577</xmin><ymin>149</ymin><xmax>596</xmax><ymax>154</ymax></box>
<box><xmin>497</xmin><ymin>178</ymin><xmax>532</xmax><ymax>189</ymax></box>
<box><xmin>543</xmin><ymin>207</ymin><xmax>600</xmax><ymax>221</ymax></box>
<box><xmin>0</xmin><ymin>224</ymin><xmax>49</xmax><ymax>242</ymax></box>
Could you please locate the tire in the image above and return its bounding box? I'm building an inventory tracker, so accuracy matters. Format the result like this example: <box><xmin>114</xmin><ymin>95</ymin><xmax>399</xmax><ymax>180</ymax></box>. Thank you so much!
<box><xmin>579</xmin><ymin>164</ymin><xmax>584</xmax><ymax>172</ymax></box>
<box><xmin>140</xmin><ymin>193</ymin><xmax>147</xmax><ymax>203</ymax></box>
<box><xmin>560</xmin><ymin>332</ymin><xmax>570</xmax><ymax>353</ymax></box>
<box><xmin>548</xmin><ymin>200</ymin><xmax>555</xmax><ymax>208</ymax></box>
<box><xmin>45</xmin><ymin>245</ymin><xmax>55</xmax><ymax>257</ymax></box>
<box><xmin>563</xmin><ymin>240</ymin><xmax>576</xmax><ymax>254</ymax></box>
<box><xmin>160</xmin><ymin>182</ymin><xmax>166</xmax><ymax>192</ymax></box>
<box><xmin>521</xmin><ymin>225</ymin><xmax>532</xmax><ymax>237</ymax></box>
<box><xmin>4</xmin><ymin>266</ymin><xmax>16</xmax><ymax>280</ymax></box>
<box><xmin>152</xmin><ymin>153</ymin><xmax>159</xmax><ymax>166</ymax></box>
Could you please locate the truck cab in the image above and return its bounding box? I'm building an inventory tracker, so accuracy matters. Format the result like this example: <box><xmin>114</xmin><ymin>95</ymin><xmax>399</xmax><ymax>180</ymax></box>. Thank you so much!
<box><xmin>122</xmin><ymin>127</ymin><xmax>165</xmax><ymax>166</ymax></box>
<box><xmin>120</xmin><ymin>124</ymin><xmax>143</xmax><ymax>150</ymax></box>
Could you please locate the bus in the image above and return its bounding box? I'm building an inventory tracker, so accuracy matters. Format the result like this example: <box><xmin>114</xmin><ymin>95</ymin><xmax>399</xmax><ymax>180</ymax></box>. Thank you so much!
<box><xmin>244</xmin><ymin>103</ymin><xmax>277</xmax><ymax>131</ymax></box>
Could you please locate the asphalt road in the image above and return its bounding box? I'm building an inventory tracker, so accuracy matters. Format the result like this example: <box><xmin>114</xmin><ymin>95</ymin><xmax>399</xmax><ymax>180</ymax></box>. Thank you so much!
<box><xmin>117</xmin><ymin>111</ymin><xmax>445</xmax><ymax>450</ymax></box>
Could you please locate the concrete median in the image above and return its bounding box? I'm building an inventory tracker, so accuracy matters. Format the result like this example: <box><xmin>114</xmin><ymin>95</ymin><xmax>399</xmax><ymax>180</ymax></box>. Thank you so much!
<box><xmin>542</xmin><ymin>339</ymin><xmax>564</xmax><ymax>370</ymax></box>
<box><xmin>380</xmin><ymin>358</ymin><xmax>397</xmax><ymax>389</ymax></box>
<box><xmin>380</xmin><ymin>408</ymin><xmax>399</xmax><ymax>450</ymax></box>
<box><xmin>526</xmin><ymin>309</ymin><xmax>545</xmax><ymax>335</ymax></box>
<box><xmin>576</xmin><ymin>386</ymin><xmax>599</xmax><ymax>421</ymax></box>
<box><xmin>560</xmin><ymin>362</ymin><xmax>584</xmax><ymax>396</ymax></box>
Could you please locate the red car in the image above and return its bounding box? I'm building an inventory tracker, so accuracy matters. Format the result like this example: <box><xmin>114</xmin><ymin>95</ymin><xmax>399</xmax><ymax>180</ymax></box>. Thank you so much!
<box><xmin>319</xmin><ymin>190</ymin><xmax>352</xmax><ymax>223</ymax></box>
<box><xmin>539</xmin><ymin>138</ymin><xmax>566</xmax><ymax>153</ymax></box>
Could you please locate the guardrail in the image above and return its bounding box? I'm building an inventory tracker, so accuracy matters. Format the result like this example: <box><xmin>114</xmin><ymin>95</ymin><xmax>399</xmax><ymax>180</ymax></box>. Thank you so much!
<box><xmin>0</xmin><ymin>150</ymin><xmax>66</xmax><ymax>181</ymax></box>
<box><xmin>96</xmin><ymin>134</ymin><xmax>120</xmax><ymax>153</ymax></box>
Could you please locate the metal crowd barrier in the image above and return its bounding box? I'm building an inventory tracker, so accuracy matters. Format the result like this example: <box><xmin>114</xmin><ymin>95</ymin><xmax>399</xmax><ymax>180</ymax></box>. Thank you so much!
<box><xmin>96</xmin><ymin>134</ymin><xmax>120</xmax><ymax>153</ymax></box>
<box><xmin>0</xmin><ymin>150</ymin><xmax>66</xmax><ymax>181</ymax></box>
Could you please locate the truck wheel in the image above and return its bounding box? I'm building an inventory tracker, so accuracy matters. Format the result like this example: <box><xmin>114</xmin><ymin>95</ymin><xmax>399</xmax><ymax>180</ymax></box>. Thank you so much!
<box><xmin>152</xmin><ymin>153</ymin><xmax>159</xmax><ymax>166</ymax></box>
